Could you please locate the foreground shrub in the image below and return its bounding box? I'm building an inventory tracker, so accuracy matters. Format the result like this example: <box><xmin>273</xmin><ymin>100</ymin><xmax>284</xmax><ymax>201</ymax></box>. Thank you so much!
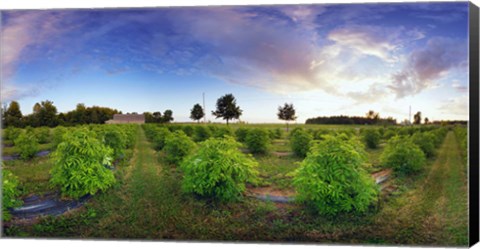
<box><xmin>411</xmin><ymin>132</ymin><xmax>436</xmax><ymax>158</ymax></box>
<box><xmin>181</xmin><ymin>136</ymin><xmax>258</xmax><ymax>202</ymax></box>
<box><xmin>362</xmin><ymin>129</ymin><xmax>381</xmax><ymax>149</ymax></box>
<box><xmin>381</xmin><ymin>136</ymin><xmax>426</xmax><ymax>176</ymax></box>
<box><xmin>14</xmin><ymin>131</ymin><xmax>39</xmax><ymax>160</ymax></box>
<box><xmin>245</xmin><ymin>128</ymin><xmax>270</xmax><ymax>154</ymax></box>
<box><xmin>50</xmin><ymin>129</ymin><xmax>115</xmax><ymax>199</ymax></box>
<box><xmin>290</xmin><ymin>128</ymin><xmax>313</xmax><ymax>157</ymax></box>
<box><xmin>163</xmin><ymin>130</ymin><xmax>196</xmax><ymax>165</ymax></box>
<box><xmin>2</xmin><ymin>170</ymin><xmax>22</xmax><ymax>221</ymax></box>
<box><xmin>293</xmin><ymin>135</ymin><xmax>378</xmax><ymax>216</ymax></box>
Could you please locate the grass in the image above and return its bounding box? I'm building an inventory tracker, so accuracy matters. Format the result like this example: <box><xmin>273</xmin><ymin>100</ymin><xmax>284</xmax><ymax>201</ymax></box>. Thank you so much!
<box><xmin>2</xmin><ymin>127</ymin><xmax>469</xmax><ymax>246</ymax></box>
<box><xmin>3</xmin><ymin>156</ymin><xmax>55</xmax><ymax>195</ymax></box>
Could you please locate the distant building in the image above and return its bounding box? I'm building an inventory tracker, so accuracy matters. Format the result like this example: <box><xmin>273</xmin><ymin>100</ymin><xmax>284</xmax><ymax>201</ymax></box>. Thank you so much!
<box><xmin>106</xmin><ymin>114</ymin><xmax>145</xmax><ymax>124</ymax></box>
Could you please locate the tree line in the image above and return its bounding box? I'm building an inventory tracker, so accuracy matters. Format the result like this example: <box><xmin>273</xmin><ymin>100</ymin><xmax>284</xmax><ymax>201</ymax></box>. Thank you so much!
<box><xmin>306</xmin><ymin>110</ymin><xmax>397</xmax><ymax>125</ymax></box>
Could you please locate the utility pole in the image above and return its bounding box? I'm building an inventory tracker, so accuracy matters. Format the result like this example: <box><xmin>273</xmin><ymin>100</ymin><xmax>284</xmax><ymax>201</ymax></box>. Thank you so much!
<box><xmin>203</xmin><ymin>92</ymin><xmax>206</xmax><ymax>123</ymax></box>
<box><xmin>409</xmin><ymin>105</ymin><xmax>411</xmax><ymax>125</ymax></box>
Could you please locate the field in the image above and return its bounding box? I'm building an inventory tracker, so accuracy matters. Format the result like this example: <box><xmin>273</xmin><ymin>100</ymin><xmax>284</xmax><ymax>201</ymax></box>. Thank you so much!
<box><xmin>1</xmin><ymin>123</ymin><xmax>469</xmax><ymax>246</ymax></box>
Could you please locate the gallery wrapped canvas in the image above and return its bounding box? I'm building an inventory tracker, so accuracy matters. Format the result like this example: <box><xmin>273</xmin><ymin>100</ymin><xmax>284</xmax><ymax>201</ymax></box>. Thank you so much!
<box><xmin>1</xmin><ymin>0</ymin><xmax>479</xmax><ymax>247</ymax></box>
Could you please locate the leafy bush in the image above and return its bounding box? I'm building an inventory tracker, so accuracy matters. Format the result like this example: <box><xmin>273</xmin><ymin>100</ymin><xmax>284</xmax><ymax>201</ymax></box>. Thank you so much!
<box><xmin>98</xmin><ymin>126</ymin><xmax>127</xmax><ymax>159</ymax></box>
<box><xmin>182</xmin><ymin>125</ymin><xmax>194</xmax><ymax>137</ymax></box>
<box><xmin>411</xmin><ymin>132</ymin><xmax>436</xmax><ymax>158</ymax></box>
<box><xmin>381</xmin><ymin>136</ymin><xmax>426</xmax><ymax>176</ymax></box>
<box><xmin>290</xmin><ymin>128</ymin><xmax>313</xmax><ymax>157</ymax></box>
<box><xmin>383</xmin><ymin>129</ymin><xmax>397</xmax><ymax>140</ymax></box>
<box><xmin>193</xmin><ymin>125</ymin><xmax>212</xmax><ymax>142</ymax></box>
<box><xmin>362</xmin><ymin>129</ymin><xmax>381</xmax><ymax>149</ymax></box>
<box><xmin>274</xmin><ymin>128</ymin><xmax>282</xmax><ymax>139</ymax></box>
<box><xmin>180</xmin><ymin>136</ymin><xmax>258</xmax><ymax>202</ymax></box>
<box><xmin>245</xmin><ymin>128</ymin><xmax>270</xmax><ymax>154</ymax></box>
<box><xmin>163</xmin><ymin>130</ymin><xmax>196</xmax><ymax>165</ymax></box>
<box><xmin>35</xmin><ymin>127</ymin><xmax>51</xmax><ymax>144</ymax></box>
<box><xmin>152</xmin><ymin>127</ymin><xmax>171</xmax><ymax>151</ymax></box>
<box><xmin>213</xmin><ymin>126</ymin><xmax>234</xmax><ymax>138</ymax></box>
<box><xmin>234</xmin><ymin>127</ymin><xmax>249</xmax><ymax>143</ymax></box>
<box><xmin>122</xmin><ymin>125</ymin><xmax>138</xmax><ymax>148</ymax></box>
<box><xmin>293</xmin><ymin>135</ymin><xmax>378</xmax><ymax>216</ymax></box>
<box><xmin>2</xmin><ymin>170</ymin><xmax>22</xmax><ymax>221</ymax></box>
<box><xmin>15</xmin><ymin>131</ymin><xmax>39</xmax><ymax>160</ymax></box>
<box><xmin>50</xmin><ymin>129</ymin><xmax>116</xmax><ymax>199</ymax></box>
<box><xmin>431</xmin><ymin>127</ymin><xmax>448</xmax><ymax>147</ymax></box>
<box><xmin>454</xmin><ymin>126</ymin><xmax>467</xmax><ymax>163</ymax></box>
<box><xmin>3</xmin><ymin>127</ymin><xmax>22</xmax><ymax>143</ymax></box>
<box><xmin>52</xmin><ymin>126</ymin><xmax>68</xmax><ymax>148</ymax></box>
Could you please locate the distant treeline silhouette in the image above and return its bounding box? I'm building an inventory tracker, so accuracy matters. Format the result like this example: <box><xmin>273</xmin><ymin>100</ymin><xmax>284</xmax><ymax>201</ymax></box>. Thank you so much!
<box><xmin>431</xmin><ymin>120</ymin><xmax>468</xmax><ymax>125</ymax></box>
<box><xmin>305</xmin><ymin>115</ymin><xmax>397</xmax><ymax>125</ymax></box>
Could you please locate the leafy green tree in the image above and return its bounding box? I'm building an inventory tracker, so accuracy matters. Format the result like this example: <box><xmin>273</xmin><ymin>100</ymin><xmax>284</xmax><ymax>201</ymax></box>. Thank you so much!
<box><xmin>32</xmin><ymin>100</ymin><xmax>58</xmax><ymax>127</ymax></box>
<box><xmin>277</xmin><ymin>103</ymin><xmax>297</xmax><ymax>132</ymax></box>
<box><xmin>190</xmin><ymin>104</ymin><xmax>205</xmax><ymax>123</ymax></box>
<box><xmin>163</xmin><ymin>130</ymin><xmax>196</xmax><ymax>165</ymax></box>
<box><xmin>413</xmin><ymin>111</ymin><xmax>422</xmax><ymax>125</ymax></box>
<box><xmin>293</xmin><ymin>135</ymin><xmax>378</xmax><ymax>216</ymax></box>
<box><xmin>2</xmin><ymin>170</ymin><xmax>22</xmax><ymax>221</ymax></box>
<box><xmin>212</xmin><ymin>94</ymin><xmax>242</xmax><ymax>125</ymax></box>
<box><xmin>381</xmin><ymin>136</ymin><xmax>426</xmax><ymax>175</ymax></box>
<box><xmin>424</xmin><ymin>117</ymin><xmax>429</xmax><ymax>124</ymax></box>
<box><xmin>162</xmin><ymin>110</ymin><xmax>174</xmax><ymax>123</ymax></box>
<box><xmin>4</xmin><ymin>101</ymin><xmax>23</xmax><ymax>127</ymax></box>
<box><xmin>181</xmin><ymin>136</ymin><xmax>258</xmax><ymax>202</ymax></box>
<box><xmin>50</xmin><ymin>128</ymin><xmax>116</xmax><ymax>199</ymax></box>
<box><xmin>153</xmin><ymin>112</ymin><xmax>162</xmax><ymax>123</ymax></box>
<box><xmin>245</xmin><ymin>128</ymin><xmax>270</xmax><ymax>154</ymax></box>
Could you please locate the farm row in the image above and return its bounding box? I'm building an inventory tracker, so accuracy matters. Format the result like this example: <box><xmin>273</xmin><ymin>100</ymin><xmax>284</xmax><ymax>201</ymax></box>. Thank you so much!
<box><xmin>3</xmin><ymin>123</ymin><xmax>458</xmax><ymax>219</ymax></box>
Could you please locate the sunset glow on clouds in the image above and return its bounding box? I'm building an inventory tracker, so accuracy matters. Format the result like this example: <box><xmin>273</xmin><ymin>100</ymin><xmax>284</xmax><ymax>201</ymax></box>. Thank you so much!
<box><xmin>0</xmin><ymin>2</ymin><xmax>469</xmax><ymax>123</ymax></box>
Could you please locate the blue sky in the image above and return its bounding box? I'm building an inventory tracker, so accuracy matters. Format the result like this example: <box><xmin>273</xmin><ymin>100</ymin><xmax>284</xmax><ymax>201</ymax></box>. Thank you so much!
<box><xmin>1</xmin><ymin>2</ymin><xmax>470</xmax><ymax>123</ymax></box>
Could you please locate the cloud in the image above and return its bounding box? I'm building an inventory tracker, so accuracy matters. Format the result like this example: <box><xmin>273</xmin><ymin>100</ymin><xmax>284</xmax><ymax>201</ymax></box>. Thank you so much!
<box><xmin>438</xmin><ymin>95</ymin><xmax>469</xmax><ymax>118</ymax></box>
<box><xmin>388</xmin><ymin>37</ymin><xmax>467</xmax><ymax>98</ymax></box>
<box><xmin>452</xmin><ymin>80</ymin><xmax>468</xmax><ymax>93</ymax></box>
<box><xmin>346</xmin><ymin>83</ymin><xmax>389</xmax><ymax>104</ymax></box>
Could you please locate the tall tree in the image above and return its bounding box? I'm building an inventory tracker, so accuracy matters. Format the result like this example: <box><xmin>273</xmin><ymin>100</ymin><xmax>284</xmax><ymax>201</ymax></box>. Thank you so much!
<box><xmin>366</xmin><ymin>110</ymin><xmax>380</xmax><ymax>124</ymax></box>
<box><xmin>190</xmin><ymin>104</ymin><xmax>205</xmax><ymax>123</ymax></box>
<box><xmin>36</xmin><ymin>100</ymin><xmax>58</xmax><ymax>127</ymax></box>
<box><xmin>212</xmin><ymin>94</ymin><xmax>242</xmax><ymax>125</ymax></box>
<box><xmin>152</xmin><ymin>111</ymin><xmax>162</xmax><ymax>123</ymax></box>
<box><xmin>162</xmin><ymin>110</ymin><xmax>174</xmax><ymax>123</ymax></box>
<box><xmin>424</xmin><ymin>117</ymin><xmax>429</xmax><ymax>125</ymax></box>
<box><xmin>4</xmin><ymin>101</ymin><xmax>23</xmax><ymax>127</ymax></box>
<box><xmin>413</xmin><ymin>111</ymin><xmax>422</xmax><ymax>125</ymax></box>
<box><xmin>277</xmin><ymin>103</ymin><xmax>297</xmax><ymax>132</ymax></box>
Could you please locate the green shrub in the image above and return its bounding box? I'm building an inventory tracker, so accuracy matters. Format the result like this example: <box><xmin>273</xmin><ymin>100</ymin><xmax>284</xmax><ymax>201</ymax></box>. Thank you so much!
<box><xmin>362</xmin><ymin>129</ymin><xmax>381</xmax><ymax>149</ymax></box>
<box><xmin>122</xmin><ymin>124</ymin><xmax>138</xmax><ymax>148</ymax></box>
<box><xmin>2</xmin><ymin>170</ymin><xmax>22</xmax><ymax>221</ymax></box>
<box><xmin>35</xmin><ymin>127</ymin><xmax>51</xmax><ymax>144</ymax></box>
<box><xmin>193</xmin><ymin>125</ymin><xmax>212</xmax><ymax>142</ymax></box>
<box><xmin>290</xmin><ymin>128</ymin><xmax>313</xmax><ymax>157</ymax></box>
<box><xmin>234</xmin><ymin>127</ymin><xmax>249</xmax><ymax>143</ymax></box>
<box><xmin>411</xmin><ymin>132</ymin><xmax>436</xmax><ymax>158</ymax></box>
<box><xmin>274</xmin><ymin>128</ymin><xmax>282</xmax><ymax>139</ymax></box>
<box><xmin>383</xmin><ymin>129</ymin><xmax>397</xmax><ymax>140</ymax></box>
<box><xmin>50</xmin><ymin>129</ymin><xmax>116</xmax><ymax>199</ymax></box>
<box><xmin>163</xmin><ymin>130</ymin><xmax>196</xmax><ymax>165</ymax></box>
<box><xmin>3</xmin><ymin>127</ymin><xmax>22</xmax><ymax>143</ymax></box>
<box><xmin>98</xmin><ymin>126</ymin><xmax>127</xmax><ymax>159</ymax></box>
<box><xmin>14</xmin><ymin>131</ymin><xmax>39</xmax><ymax>160</ymax></box>
<box><xmin>152</xmin><ymin>127</ymin><xmax>171</xmax><ymax>151</ymax></box>
<box><xmin>245</xmin><ymin>128</ymin><xmax>270</xmax><ymax>154</ymax></box>
<box><xmin>52</xmin><ymin>126</ymin><xmax>68</xmax><ymax>148</ymax></box>
<box><xmin>381</xmin><ymin>136</ymin><xmax>426</xmax><ymax>176</ymax></box>
<box><xmin>293</xmin><ymin>135</ymin><xmax>378</xmax><ymax>216</ymax></box>
<box><xmin>182</xmin><ymin>125</ymin><xmax>194</xmax><ymax>137</ymax></box>
<box><xmin>454</xmin><ymin>126</ymin><xmax>467</xmax><ymax>163</ymax></box>
<box><xmin>213</xmin><ymin>126</ymin><xmax>233</xmax><ymax>138</ymax></box>
<box><xmin>180</xmin><ymin>136</ymin><xmax>258</xmax><ymax>202</ymax></box>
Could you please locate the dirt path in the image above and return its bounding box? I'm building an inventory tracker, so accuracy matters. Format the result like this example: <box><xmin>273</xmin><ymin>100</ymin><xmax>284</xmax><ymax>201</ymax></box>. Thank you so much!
<box><xmin>371</xmin><ymin>131</ymin><xmax>468</xmax><ymax>245</ymax></box>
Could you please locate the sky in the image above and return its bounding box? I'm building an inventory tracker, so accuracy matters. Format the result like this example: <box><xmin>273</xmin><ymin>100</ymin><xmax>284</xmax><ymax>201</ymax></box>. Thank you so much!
<box><xmin>0</xmin><ymin>2</ymin><xmax>470</xmax><ymax>123</ymax></box>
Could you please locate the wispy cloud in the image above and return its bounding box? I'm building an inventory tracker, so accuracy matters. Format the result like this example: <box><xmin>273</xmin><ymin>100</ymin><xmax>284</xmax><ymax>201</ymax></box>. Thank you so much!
<box><xmin>388</xmin><ymin>37</ymin><xmax>467</xmax><ymax>98</ymax></box>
